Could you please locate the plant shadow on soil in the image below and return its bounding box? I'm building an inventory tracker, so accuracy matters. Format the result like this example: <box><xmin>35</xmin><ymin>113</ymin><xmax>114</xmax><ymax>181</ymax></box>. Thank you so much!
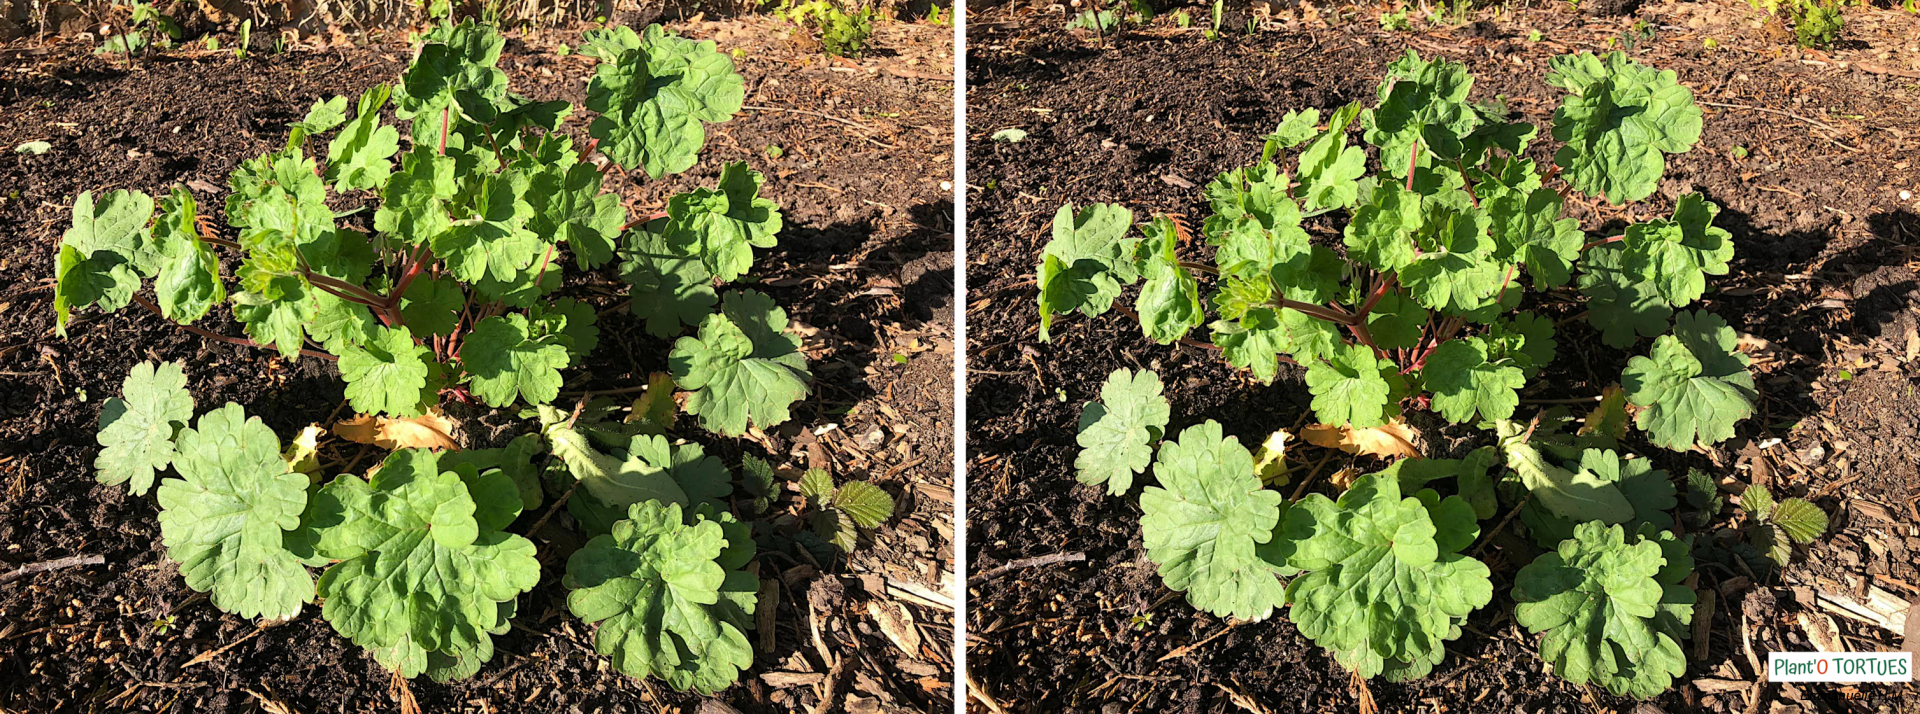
<box><xmin>965</xmin><ymin>16</ymin><xmax>1920</xmax><ymax>714</ymax></box>
<box><xmin>1</xmin><ymin>18</ymin><xmax>955</xmax><ymax>714</ymax></box>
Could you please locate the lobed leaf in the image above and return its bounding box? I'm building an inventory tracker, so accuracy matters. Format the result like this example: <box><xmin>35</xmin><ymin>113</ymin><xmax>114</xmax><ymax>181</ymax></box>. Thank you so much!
<box><xmin>95</xmin><ymin>361</ymin><xmax>195</xmax><ymax>496</ymax></box>
<box><xmin>1074</xmin><ymin>368</ymin><xmax>1171</xmax><ymax>495</ymax></box>
<box><xmin>1622</xmin><ymin>310</ymin><xmax>1755</xmax><ymax>450</ymax></box>
<box><xmin>669</xmin><ymin>290</ymin><xmax>811</xmax><ymax>436</ymax></box>
<box><xmin>1138</xmin><ymin>421</ymin><xmax>1289</xmax><ymax>621</ymax></box>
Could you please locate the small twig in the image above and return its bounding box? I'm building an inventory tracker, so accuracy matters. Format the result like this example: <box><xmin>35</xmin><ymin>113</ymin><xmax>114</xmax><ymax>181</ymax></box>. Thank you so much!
<box><xmin>1470</xmin><ymin>492</ymin><xmax>1530</xmax><ymax>558</ymax></box>
<box><xmin>1</xmin><ymin>554</ymin><xmax>104</xmax><ymax>585</ymax></box>
<box><xmin>743</xmin><ymin>104</ymin><xmax>873</xmax><ymax>132</ymax></box>
<box><xmin>1700</xmin><ymin>101</ymin><xmax>1841</xmax><ymax>134</ymax></box>
<box><xmin>129</xmin><ymin>295</ymin><xmax>337</xmax><ymax>361</ymax></box>
<box><xmin>966</xmin><ymin>669</ymin><xmax>1010</xmax><ymax>714</ymax></box>
<box><xmin>1156</xmin><ymin>622</ymin><xmax>1239</xmax><ymax>662</ymax></box>
<box><xmin>968</xmin><ymin>552</ymin><xmax>1086</xmax><ymax>585</ymax></box>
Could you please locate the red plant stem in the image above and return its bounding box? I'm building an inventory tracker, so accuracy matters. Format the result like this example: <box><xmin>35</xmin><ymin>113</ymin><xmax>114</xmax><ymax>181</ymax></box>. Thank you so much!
<box><xmin>1355</xmin><ymin>272</ymin><xmax>1398</xmax><ymax>319</ymax></box>
<box><xmin>130</xmin><ymin>295</ymin><xmax>337</xmax><ymax>361</ymax></box>
<box><xmin>1272</xmin><ymin>298</ymin><xmax>1356</xmax><ymax>326</ymax></box>
<box><xmin>619</xmin><ymin>210</ymin><xmax>674</xmax><ymax>232</ymax></box>
<box><xmin>529</xmin><ymin>245</ymin><xmax>556</xmax><ymax>294</ymax></box>
<box><xmin>1492</xmin><ymin>263</ymin><xmax>1518</xmax><ymax>306</ymax></box>
<box><xmin>1177</xmin><ymin>261</ymin><xmax>1218</xmax><ymax>276</ymax></box>
<box><xmin>1405</xmin><ymin>140</ymin><xmax>1420</xmax><ymax>192</ymax></box>
<box><xmin>1582</xmin><ymin>235</ymin><xmax>1624</xmax><ymax>251</ymax></box>
<box><xmin>1456</xmin><ymin>159</ymin><xmax>1480</xmax><ymax>208</ymax></box>
<box><xmin>1348</xmin><ymin>319</ymin><xmax>1379</xmax><ymax>355</ymax></box>
<box><xmin>439</xmin><ymin>106</ymin><xmax>451</xmax><ymax>155</ymax></box>
<box><xmin>304</xmin><ymin>272</ymin><xmax>386</xmax><ymax>307</ymax></box>
<box><xmin>385</xmin><ymin>242</ymin><xmax>434</xmax><ymax>310</ymax></box>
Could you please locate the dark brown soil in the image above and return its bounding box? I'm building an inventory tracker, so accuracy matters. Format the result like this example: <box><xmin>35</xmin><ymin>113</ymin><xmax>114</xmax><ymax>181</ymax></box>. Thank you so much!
<box><xmin>964</xmin><ymin>5</ymin><xmax>1920</xmax><ymax>714</ymax></box>
<box><xmin>0</xmin><ymin>15</ymin><xmax>954</xmax><ymax>714</ymax></box>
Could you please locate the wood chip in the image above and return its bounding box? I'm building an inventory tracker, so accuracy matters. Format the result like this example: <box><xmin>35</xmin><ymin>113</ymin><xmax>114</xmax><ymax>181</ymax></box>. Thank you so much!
<box><xmin>866</xmin><ymin>600</ymin><xmax>922</xmax><ymax>660</ymax></box>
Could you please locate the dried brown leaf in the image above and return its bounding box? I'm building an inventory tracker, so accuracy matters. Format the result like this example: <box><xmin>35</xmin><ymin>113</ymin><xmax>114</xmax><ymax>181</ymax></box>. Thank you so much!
<box><xmin>1301</xmin><ymin>418</ymin><xmax>1421</xmax><ymax>460</ymax></box>
<box><xmin>333</xmin><ymin>411</ymin><xmax>461</xmax><ymax>452</ymax></box>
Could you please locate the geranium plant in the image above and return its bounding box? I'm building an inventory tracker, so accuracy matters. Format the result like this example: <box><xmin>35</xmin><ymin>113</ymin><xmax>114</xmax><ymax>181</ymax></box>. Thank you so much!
<box><xmin>1052</xmin><ymin>51</ymin><xmax>1788</xmax><ymax>698</ymax></box>
<box><xmin>75</xmin><ymin>20</ymin><xmax>817</xmax><ymax>694</ymax></box>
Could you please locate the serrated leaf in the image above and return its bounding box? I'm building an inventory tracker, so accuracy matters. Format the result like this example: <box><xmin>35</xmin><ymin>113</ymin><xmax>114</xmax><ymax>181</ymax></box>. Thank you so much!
<box><xmin>1363</xmin><ymin>288</ymin><xmax>1427</xmax><ymax>351</ymax></box>
<box><xmin>1488</xmin><ymin>187</ymin><xmax>1582</xmax><ymax>287</ymax></box>
<box><xmin>740</xmin><ymin>455</ymin><xmax>777</xmax><ymax>514</ymax></box>
<box><xmin>156</xmin><ymin>403</ymin><xmax>313</xmax><ymax>620</ymax></box>
<box><xmin>289</xmin><ymin>95</ymin><xmax>349</xmax><ymax>138</ymax></box>
<box><xmin>1740</xmin><ymin>483</ymin><xmax>1774</xmax><ymax>518</ymax></box>
<box><xmin>1622</xmin><ymin>310</ymin><xmax>1755</xmax><ymax>450</ymax></box>
<box><xmin>1283</xmin><ymin>471</ymin><xmax>1491</xmax><ymax>680</ymax></box>
<box><xmin>1343</xmin><ymin>180</ymin><xmax>1422</xmax><ymax>273</ymax></box>
<box><xmin>621</xmin><ymin>228</ymin><xmax>718</xmax><ymax>338</ymax></box>
<box><xmin>399</xmin><ymin>275</ymin><xmax>464</xmax><ymax>338</ymax></box>
<box><xmin>338</xmin><ymin>325</ymin><xmax>433</xmax><ymax>417</ymax></box>
<box><xmin>1363</xmin><ymin>51</ymin><xmax>1480</xmax><ymax>178</ymax></box>
<box><xmin>1486</xmin><ymin>311</ymin><xmax>1556</xmax><ymax>378</ymax></box>
<box><xmin>95</xmin><ymin>361</ymin><xmax>195</xmax><ymax>496</ymax></box>
<box><xmin>231</xmin><ymin>279</ymin><xmax>317</xmax><ymax>360</ymax></box>
<box><xmin>1422</xmin><ymin>337</ymin><xmax>1524</xmax><ymax>424</ymax></box>
<box><xmin>55</xmin><ymin>190</ymin><xmax>154</xmax><ymax>333</ymax></box>
<box><xmin>799</xmin><ymin>468</ymin><xmax>835</xmax><ymax>502</ymax></box>
<box><xmin>308</xmin><ymin>448</ymin><xmax>537</xmax><ymax>681</ymax></box>
<box><xmin>1038</xmin><ymin>203</ymin><xmax>1137</xmax><ymax>340</ymax></box>
<box><xmin>1295</xmin><ymin>102</ymin><xmax>1367</xmax><ymax>211</ymax></box>
<box><xmin>529</xmin><ymin>162</ymin><xmax>626</xmax><ymax>269</ymax></box>
<box><xmin>433</xmin><ymin>171</ymin><xmax>541</xmax><ymax>285</ymax></box>
<box><xmin>462</xmin><ymin>313</ymin><xmax>570</xmax><ymax>408</ymax></box>
<box><xmin>528</xmin><ymin>297</ymin><xmax>600</xmax><ymax>359</ymax></box>
<box><xmin>375</xmin><ymin>147</ymin><xmax>459</xmax><ymax>247</ymax></box>
<box><xmin>1135</xmin><ymin>217</ymin><xmax>1203</xmax><ymax>344</ymax></box>
<box><xmin>669</xmin><ymin>290</ymin><xmax>811</xmax><ymax>436</ymax></box>
<box><xmin>1770</xmin><ymin>498</ymin><xmax>1827</xmax><ymax>545</ymax></box>
<box><xmin>149</xmin><ymin>188</ymin><xmax>226</xmax><ymax>324</ymax></box>
<box><xmin>1074</xmin><ymin>368</ymin><xmax>1171</xmax><ymax>495</ymax></box>
<box><xmin>585</xmin><ymin>26</ymin><xmax>745</xmax><ymax>178</ymax></box>
<box><xmin>1304</xmin><ymin>343</ymin><xmax>1403</xmax><ymax>428</ymax></box>
<box><xmin>1264</xmin><ymin>108</ymin><xmax>1321</xmax><ymax>153</ymax></box>
<box><xmin>1138</xmin><ymin>421</ymin><xmax>1288</xmax><ymax>621</ymax></box>
<box><xmin>663</xmin><ymin>162</ymin><xmax>782</xmax><ymax>282</ymax></box>
<box><xmin>1400</xmin><ymin>207</ymin><xmax>1503</xmax><ymax>316</ymax></box>
<box><xmin>1578</xmin><ymin>242</ymin><xmax>1673</xmax><ymax>348</ymax></box>
<box><xmin>1547</xmin><ymin>51</ymin><xmax>1702</xmax><ymax>204</ymax></box>
<box><xmin>328</xmin><ymin>84</ymin><xmax>401</xmax><ymax>192</ymax></box>
<box><xmin>832</xmin><ymin>481</ymin><xmax>894</xmax><ymax>529</ymax></box>
<box><xmin>1211</xmin><ymin>304</ymin><xmax>1340</xmax><ymax>384</ymax></box>
<box><xmin>1513</xmin><ymin>521</ymin><xmax>1694</xmax><ymax>698</ymax></box>
<box><xmin>1621</xmin><ymin>193</ymin><xmax>1733</xmax><ymax>307</ymax></box>
<box><xmin>566</xmin><ymin>500</ymin><xmax>757</xmax><ymax>693</ymax></box>
<box><xmin>395</xmin><ymin>20</ymin><xmax>509</xmax><ymax>124</ymax></box>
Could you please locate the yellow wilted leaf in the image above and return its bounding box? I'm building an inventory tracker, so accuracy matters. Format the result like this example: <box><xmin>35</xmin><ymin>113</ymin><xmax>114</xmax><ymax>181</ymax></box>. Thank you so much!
<box><xmin>333</xmin><ymin>410</ymin><xmax>461</xmax><ymax>452</ymax></box>
<box><xmin>626</xmin><ymin>372</ymin><xmax>678</xmax><ymax>434</ymax></box>
<box><xmin>1301</xmin><ymin>418</ymin><xmax>1422</xmax><ymax>460</ymax></box>
<box><xmin>1580</xmin><ymin>385</ymin><xmax>1630</xmax><ymax>441</ymax></box>
<box><xmin>283</xmin><ymin>424</ymin><xmax>325</xmax><ymax>476</ymax></box>
<box><xmin>1253</xmin><ymin>429</ymin><xmax>1291</xmax><ymax>486</ymax></box>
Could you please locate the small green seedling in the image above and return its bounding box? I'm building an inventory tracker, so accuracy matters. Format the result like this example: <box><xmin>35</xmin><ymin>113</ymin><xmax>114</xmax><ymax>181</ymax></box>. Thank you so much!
<box><xmin>1740</xmin><ymin>484</ymin><xmax>1828</xmax><ymax>564</ymax></box>
<box><xmin>799</xmin><ymin>468</ymin><xmax>896</xmax><ymax>552</ymax></box>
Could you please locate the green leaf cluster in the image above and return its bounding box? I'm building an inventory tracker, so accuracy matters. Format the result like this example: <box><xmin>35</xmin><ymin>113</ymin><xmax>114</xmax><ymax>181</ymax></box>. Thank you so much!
<box><xmin>53</xmin><ymin>21</ymin><xmax>805</xmax><ymax>437</ymax></box>
<box><xmin>798</xmin><ymin>468</ymin><xmax>896</xmax><ymax>553</ymax></box>
<box><xmin>1513</xmin><ymin>522</ymin><xmax>1695</xmax><ymax>698</ymax></box>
